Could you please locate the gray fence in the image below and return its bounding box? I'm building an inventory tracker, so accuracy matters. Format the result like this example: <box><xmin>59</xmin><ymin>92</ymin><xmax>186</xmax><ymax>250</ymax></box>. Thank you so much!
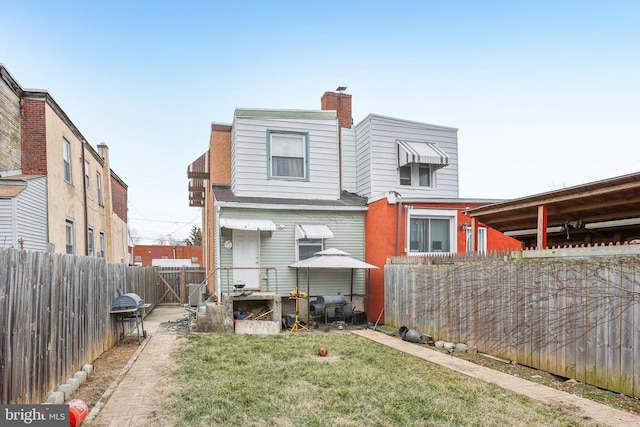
<box><xmin>385</xmin><ymin>252</ymin><xmax>640</xmax><ymax>398</ymax></box>
<box><xmin>0</xmin><ymin>247</ymin><xmax>157</xmax><ymax>404</ymax></box>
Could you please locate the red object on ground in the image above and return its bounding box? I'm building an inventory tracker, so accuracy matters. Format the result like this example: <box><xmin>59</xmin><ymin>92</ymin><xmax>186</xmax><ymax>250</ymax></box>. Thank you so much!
<box><xmin>318</xmin><ymin>346</ymin><xmax>328</xmax><ymax>357</ymax></box>
<box><xmin>68</xmin><ymin>399</ymin><xmax>89</xmax><ymax>426</ymax></box>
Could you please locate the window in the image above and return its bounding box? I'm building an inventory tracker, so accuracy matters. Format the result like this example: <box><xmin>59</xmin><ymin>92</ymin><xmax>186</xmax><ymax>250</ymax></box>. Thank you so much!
<box><xmin>63</xmin><ymin>139</ymin><xmax>72</xmax><ymax>183</ymax></box>
<box><xmin>87</xmin><ymin>228</ymin><xmax>95</xmax><ymax>256</ymax></box>
<box><xmin>407</xmin><ymin>209</ymin><xmax>456</xmax><ymax>254</ymax></box>
<box><xmin>268</xmin><ymin>131</ymin><xmax>308</xmax><ymax>179</ymax></box>
<box><xmin>84</xmin><ymin>161</ymin><xmax>90</xmax><ymax>188</ymax></box>
<box><xmin>399</xmin><ymin>164</ymin><xmax>433</xmax><ymax>187</ymax></box>
<box><xmin>65</xmin><ymin>220</ymin><xmax>75</xmax><ymax>254</ymax></box>
<box><xmin>96</xmin><ymin>172</ymin><xmax>103</xmax><ymax>206</ymax></box>
<box><xmin>477</xmin><ymin>227</ymin><xmax>487</xmax><ymax>254</ymax></box>
<box><xmin>465</xmin><ymin>226</ymin><xmax>488</xmax><ymax>254</ymax></box>
<box><xmin>298</xmin><ymin>238</ymin><xmax>323</xmax><ymax>260</ymax></box>
<box><xmin>99</xmin><ymin>232</ymin><xmax>105</xmax><ymax>257</ymax></box>
<box><xmin>465</xmin><ymin>227</ymin><xmax>473</xmax><ymax>253</ymax></box>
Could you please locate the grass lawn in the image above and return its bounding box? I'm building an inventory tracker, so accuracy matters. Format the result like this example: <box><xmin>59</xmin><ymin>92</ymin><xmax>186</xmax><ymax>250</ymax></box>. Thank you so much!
<box><xmin>159</xmin><ymin>333</ymin><xmax>598</xmax><ymax>426</ymax></box>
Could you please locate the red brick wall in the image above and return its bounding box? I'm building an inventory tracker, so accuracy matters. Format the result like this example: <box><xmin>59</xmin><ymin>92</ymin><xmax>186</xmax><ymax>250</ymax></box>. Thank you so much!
<box><xmin>21</xmin><ymin>99</ymin><xmax>48</xmax><ymax>175</ymax></box>
<box><xmin>321</xmin><ymin>91</ymin><xmax>352</xmax><ymax>130</ymax></box>
<box><xmin>110</xmin><ymin>174</ymin><xmax>128</xmax><ymax>222</ymax></box>
<box><xmin>133</xmin><ymin>245</ymin><xmax>204</xmax><ymax>267</ymax></box>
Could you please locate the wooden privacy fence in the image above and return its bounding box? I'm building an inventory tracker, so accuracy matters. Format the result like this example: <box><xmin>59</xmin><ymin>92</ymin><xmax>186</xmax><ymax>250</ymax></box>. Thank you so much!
<box><xmin>385</xmin><ymin>253</ymin><xmax>640</xmax><ymax>398</ymax></box>
<box><xmin>0</xmin><ymin>247</ymin><xmax>157</xmax><ymax>404</ymax></box>
<box><xmin>156</xmin><ymin>267</ymin><xmax>207</xmax><ymax>304</ymax></box>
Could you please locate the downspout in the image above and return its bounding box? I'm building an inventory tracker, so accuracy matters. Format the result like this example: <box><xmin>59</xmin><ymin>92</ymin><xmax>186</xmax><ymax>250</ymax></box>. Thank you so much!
<box><xmin>81</xmin><ymin>142</ymin><xmax>88</xmax><ymax>255</ymax></box>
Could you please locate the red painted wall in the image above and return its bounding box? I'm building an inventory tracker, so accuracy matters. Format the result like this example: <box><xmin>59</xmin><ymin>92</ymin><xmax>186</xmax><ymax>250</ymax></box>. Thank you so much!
<box><xmin>365</xmin><ymin>199</ymin><xmax>522</xmax><ymax>323</ymax></box>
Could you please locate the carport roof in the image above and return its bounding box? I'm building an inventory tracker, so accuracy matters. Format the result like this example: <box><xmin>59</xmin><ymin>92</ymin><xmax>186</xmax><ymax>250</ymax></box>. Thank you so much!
<box><xmin>465</xmin><ymin>171</ymin><xmax>640</xmax><ymax>246</ymax></box>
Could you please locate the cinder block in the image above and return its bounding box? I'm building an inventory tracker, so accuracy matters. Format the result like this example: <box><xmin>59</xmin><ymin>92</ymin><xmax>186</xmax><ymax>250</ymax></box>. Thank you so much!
<box><xmin>48</xmin><ymin>391</ymin><xmax>65</xmax><ymax>404</ymax></box>
<box><xmin>73</xmin><ymin>371</ymin><xmax>87</xmax><ymax>384</ymax></box>
<box><xmin>57</xmin><ymin>383</ymin><xmax>73</xmax><ymax>400</ymax></box>
<box><xmin>66</xmin><ymin>377</ymin><xmax>80</xmax><ymax>392</ymax></box>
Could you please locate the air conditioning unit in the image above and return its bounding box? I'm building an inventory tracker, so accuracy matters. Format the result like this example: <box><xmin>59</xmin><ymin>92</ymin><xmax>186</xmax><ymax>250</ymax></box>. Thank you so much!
<box><xmin>188</xmin><ymin>283</ymin><xmax>205</xmax><ymax>306</ymax></box>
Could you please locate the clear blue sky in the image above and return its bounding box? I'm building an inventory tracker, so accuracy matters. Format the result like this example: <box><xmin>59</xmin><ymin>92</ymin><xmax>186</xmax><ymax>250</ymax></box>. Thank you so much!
<box><xmin>2</xmin><ymin>1</ymin><xmax>639</xmax><ymax>244</ymax></box>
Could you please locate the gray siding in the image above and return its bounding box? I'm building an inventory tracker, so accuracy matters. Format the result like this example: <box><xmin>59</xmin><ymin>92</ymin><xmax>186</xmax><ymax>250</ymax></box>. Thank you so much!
<box><xmin>355</xmin><ymin>114</ymin><xmax>459</xmax><ymax>199</ymax></box>
<box><xmin>231</xmin><ymin>113</ymin><xmax>341</xmax><ymax>200</ymax></box>
<box><xmin>217</xmin><ymin>207</ymin><xmax>367</xmax><ymax>298</ymax></box>
<box><xmin>0</xmin><ymin>177</ymin><xmax>48</xmax><ymax>251</ymax></box>
<box><xmin>354</xmin><ymin>118</ymin><xmax>372</xmax><ymax>197</ymax></box>
<box><xmin>341</xmin><ymin>128</ymin><xmax>357</xmax><ymax>193</ymax></box>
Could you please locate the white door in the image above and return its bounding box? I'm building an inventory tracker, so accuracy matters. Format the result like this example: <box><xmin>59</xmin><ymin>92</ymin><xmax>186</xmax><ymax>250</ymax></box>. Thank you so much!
<box><xmin>232</xmin><ymin>230</ymin><xmax>260</xmax><ymax>290</ymax></box>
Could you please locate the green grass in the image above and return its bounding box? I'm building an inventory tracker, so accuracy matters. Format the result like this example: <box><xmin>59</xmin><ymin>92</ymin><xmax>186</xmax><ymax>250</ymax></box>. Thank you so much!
<box><xmin>157</xmin><ymin>333</ymin><xmax>598</xmax><ymax>426</ymax></box>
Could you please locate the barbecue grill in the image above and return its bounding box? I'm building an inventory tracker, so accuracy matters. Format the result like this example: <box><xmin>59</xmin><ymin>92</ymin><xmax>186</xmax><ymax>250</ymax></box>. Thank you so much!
<box><xmin>109</xmin><ymin>291</ymin><xmax>151</xmax><ymax>345</ymax></box>
<box><xmin>309</xmin><ymin>295</ymin><xmax>353</xmax><ymax>329</ymax></box>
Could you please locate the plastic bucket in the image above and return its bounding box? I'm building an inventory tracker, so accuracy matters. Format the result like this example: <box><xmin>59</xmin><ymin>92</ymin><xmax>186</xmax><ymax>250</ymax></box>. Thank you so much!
<box><xmin>68</xmin><ymin>399</ymin><xmax>89</xmax><ymax>427</ymax></box>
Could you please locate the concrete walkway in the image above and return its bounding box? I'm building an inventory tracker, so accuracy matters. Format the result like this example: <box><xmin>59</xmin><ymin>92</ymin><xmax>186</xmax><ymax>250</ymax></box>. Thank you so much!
<box><xmin>352</xmin><ymin>329</ymin><xmax>640</xmax><ymax>427</ymax></box>
<box><xmin>84</xmin><ymin>305</ymin><xmax>190</xmax><ymax>427</ymax></box>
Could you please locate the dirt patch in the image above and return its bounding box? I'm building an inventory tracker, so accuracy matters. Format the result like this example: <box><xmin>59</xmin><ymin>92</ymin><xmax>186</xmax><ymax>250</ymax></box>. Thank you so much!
<box><xmin>73</xmin><ymin>339</ymin><xmax>142</xmax><ymax>409</ymax></box>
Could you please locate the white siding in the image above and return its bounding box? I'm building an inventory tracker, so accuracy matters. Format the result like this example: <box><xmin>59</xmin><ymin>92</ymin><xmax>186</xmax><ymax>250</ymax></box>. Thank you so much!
<box><xmin>0</xmin><ymin>198</ymin><xmax>15</xmax><ymax>246</ymax></box>
<box><xmin>231</xmin><ymin>113</ymin><xmax>341</xmax><ymax>200</ymax></box>
<box><xmin>354</xmin><ymin>114</ymin><xmax>459</xmax><ymax>199</ymax></box>
<box><xmin>217</xmin><ymin>207</ymin><xmax>367</xmax><ymax>297</ymax></box>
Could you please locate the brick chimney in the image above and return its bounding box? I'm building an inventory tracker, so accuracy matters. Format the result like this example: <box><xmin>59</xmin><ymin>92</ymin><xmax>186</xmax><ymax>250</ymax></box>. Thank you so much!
<box><xmin>321</xmin><ymin>88</ymin><xmax>352</xmax><ymax>191</ymax></box>
<box><xmin>321</xmin><ymin>88</ymin><xmax>352</xmax><ymax>130</ymax></box>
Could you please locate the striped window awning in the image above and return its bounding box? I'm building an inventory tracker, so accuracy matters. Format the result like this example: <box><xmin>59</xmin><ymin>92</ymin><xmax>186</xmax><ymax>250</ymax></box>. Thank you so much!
<box><xmin>397</xmin><ymin>139</ymin><xmax>449</xmax><ymax>169</ymax></box>
<box><xmin>220</xmin><ymin>218</ymin><xmax>276</xmax><ymax>231</ymax></box>
<box><xmin>295</xmin><ymin>224</ymin><xmax>333</xmax><ymax>240</ymax></box>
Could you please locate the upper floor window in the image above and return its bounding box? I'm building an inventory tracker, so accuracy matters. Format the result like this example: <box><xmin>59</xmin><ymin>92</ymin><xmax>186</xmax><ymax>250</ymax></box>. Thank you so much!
<box><xmin>96</xmin><ymin>172</ymin><xmax>103</xmax><ymax>206</ymax></box>
<box><xmin>267</xmin><ymin>131</ymin><xmax>309</xmax><ymax>180</ymax></box>
<box><xmin>65</xmin><ymin>219</ymin><xmax>75</xmax><ymax>254</ymax></box>
<box><xmin>399</xmin><ymin>164</ymin><xmax>433</xmax><ymax>187</ymax></box>
<box><xmin>63</xmin><ymin>139</ymin><xmax>72</xmax><ymax>183</ymax></box>
<box><xmin>406</xmin><ymin>209</ymin><xmax>456</xmax><ymax>254</ymax></box>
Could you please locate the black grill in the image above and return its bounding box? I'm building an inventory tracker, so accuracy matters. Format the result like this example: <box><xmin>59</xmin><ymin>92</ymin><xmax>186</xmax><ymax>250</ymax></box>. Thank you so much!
<box><xmin>109</xmin><ymin>290</ymin><xmax>148</xmax><ymax>345</ymax></box>
<box><xmin>111</xmin><ymin>292</ymin><xmax>143</xmax><ymax>311</ymax></box>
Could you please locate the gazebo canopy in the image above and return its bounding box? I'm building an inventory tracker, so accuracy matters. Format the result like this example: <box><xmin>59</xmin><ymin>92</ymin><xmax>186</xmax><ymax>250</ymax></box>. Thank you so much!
<box><xmin>289</xmin><ymin>248</ymin><xmax>379</xmax><ymax>270</ymax></box>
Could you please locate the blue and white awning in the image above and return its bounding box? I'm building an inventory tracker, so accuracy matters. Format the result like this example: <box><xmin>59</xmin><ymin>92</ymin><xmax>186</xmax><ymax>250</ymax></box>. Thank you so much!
<box><xmin>397</xmin><ymin>139</ymin><xmax>449</xmax><ymax>169</ymax></box>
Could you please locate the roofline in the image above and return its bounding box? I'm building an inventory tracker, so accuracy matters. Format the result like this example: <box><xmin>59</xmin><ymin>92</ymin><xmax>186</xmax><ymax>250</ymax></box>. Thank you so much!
<box><xmin>355</xmin><ymin>113</ymin><xmax>459</xmax><ymax>132</ymax></box>
<box><xmin>234</xmin><ymin>108</ymin><xmax>337</xmax><ymax>120</ymax></box>
<box><xmin>467</xmin><ymin>170</ymin><xmax>640</xmax><ymax>216</ymax></box>
<box><xmin>215</xmin><ymin>200</ymin><xmax>368</xmax><ymax>211</ymax></box>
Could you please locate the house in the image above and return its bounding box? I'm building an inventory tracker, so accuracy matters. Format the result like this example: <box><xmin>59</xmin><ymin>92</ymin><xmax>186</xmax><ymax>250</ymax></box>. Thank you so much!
<box><xmin>188</xmin><ymin>89</ymin><xmax>521</xmax><ymax>321</ymax></box>
<box><xmin>132</xmin><ymin>244</ymin><xmax>203</xmax><ymax>267</ymax></box>
<box><xmin>465</xmin><ymin>171</ymin><xmax>640</xmax><ymax>249</ymax></box>
<box><xmin>0</xmin><ymin>65</ymin><xmax>129</xmax><ymax>262</ymax></box>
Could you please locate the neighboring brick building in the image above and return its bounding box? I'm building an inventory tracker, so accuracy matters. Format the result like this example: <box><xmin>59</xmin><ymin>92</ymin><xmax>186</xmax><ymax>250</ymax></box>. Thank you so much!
<box><xmin>0</xmin><ymin>64</ymin><xmax>129</xmax><ymax>262</ymax></box>
<box><xmin>132</xmin><ymin>245</ymin><xmax>203</xmax><ymax>267</ymax></box>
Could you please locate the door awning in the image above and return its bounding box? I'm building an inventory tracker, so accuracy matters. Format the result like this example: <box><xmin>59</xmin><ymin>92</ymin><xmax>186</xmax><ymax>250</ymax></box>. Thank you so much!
<box><xmin>220</xmin><ymin>218</ymin><xmax>276</xmax><ymax>231</ymax></box>
<box><xmin>397</xmin><ymin>139</ymin><xmax>449</xmax><ymax>168</ymax></box>
<box><xmin>295</xmin><ymin>224</ymin><xmax>333</xmax><ymax>240</ymax></box>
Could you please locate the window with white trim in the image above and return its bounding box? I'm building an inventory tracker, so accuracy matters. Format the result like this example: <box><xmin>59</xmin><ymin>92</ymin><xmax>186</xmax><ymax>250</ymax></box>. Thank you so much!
<box><xmin>399</xmin><ymin>164</ymin><xmax>433</xmax><ymax>187</ymax></box>
<box><xmin>99</xmin><ymin>232</ymin><xmax>106</xmax><ymax>257</ymax></box>
<box><xmin>268</xmin><ymin>131</ymin><xmax>308</xmax><ymax>179</ymax></box>
<box><xmin>96</xmin><ymin>172</ymin><xmax>103</xmax><ymax>206</ymax></box>
<box><xmin>477</xmin><ymin>227</ymin><xmax>487</xmax><ymax>254</ymax></box>
<box><xmin>84</xmin><ymin>161</ymin><xmax>90</xmax><ymax>188</ymax></box>
<box><xmin>63</xmin><ymin>139</ymin><xmax>72</xmax><ymax>183</ymax></box>
<box><xmin>65</xmin><ymin>219</ymin><xmax>75</xmax><ymax>254</ymax></box>
<box><xmin>87</xmin><ymin>228</ymin><xmax>95</xmax><ymax>256</ymax></box>
<box><xmin>406</xmin><ymin>209</ymin><xmax>456</xmax><ymax>254</ymax></box>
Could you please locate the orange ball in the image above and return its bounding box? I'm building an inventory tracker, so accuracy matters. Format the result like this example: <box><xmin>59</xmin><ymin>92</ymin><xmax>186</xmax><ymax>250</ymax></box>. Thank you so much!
<box><xmin>318</xmin><ymin>346</ymin><xmax>328</xmax><ymax>357</ymax></box>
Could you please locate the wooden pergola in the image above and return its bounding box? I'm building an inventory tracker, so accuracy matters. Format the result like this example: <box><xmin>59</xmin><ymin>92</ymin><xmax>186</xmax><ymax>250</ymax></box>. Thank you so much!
<box><xmin>465</xmin><ymin>171</ymin><xmax>640</xmax><ymax>249</ymax></box>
